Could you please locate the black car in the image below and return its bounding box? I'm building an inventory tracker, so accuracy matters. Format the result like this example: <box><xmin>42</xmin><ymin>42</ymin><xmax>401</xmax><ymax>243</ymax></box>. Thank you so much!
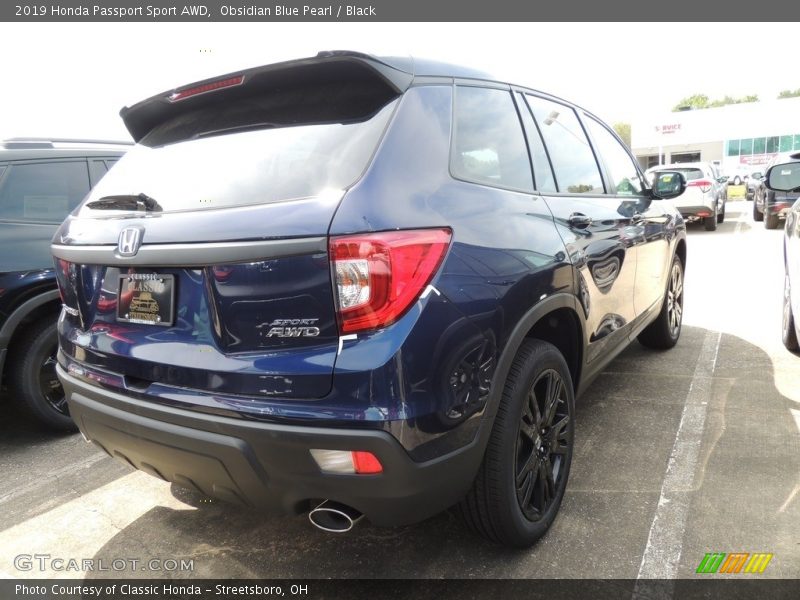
<box><xmin>763</xmin><ymin>153</ymin><xmax>800</xmax><ymax>350</ymax></box>
<box><xmin>754</xmin><ymin>152</ymin><xmax>800</xmax><ymax>229</ymax></box>
<box><xmin>53</xmin><ymin>52</ymin><xmax>687</xmax><ymax>546</ymax></box>
<box><xmin>0</xmin><ymin>138</ymin><xmax>129</xmax><ymax>429</ymax></box>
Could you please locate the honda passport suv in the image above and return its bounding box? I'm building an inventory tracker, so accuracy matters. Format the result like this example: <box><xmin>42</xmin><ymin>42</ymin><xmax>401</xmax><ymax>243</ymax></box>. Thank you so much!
<box><xmin>53</xmin><ymin>52</ymin><xmax>687</xmax><ymax>547</ymax></box>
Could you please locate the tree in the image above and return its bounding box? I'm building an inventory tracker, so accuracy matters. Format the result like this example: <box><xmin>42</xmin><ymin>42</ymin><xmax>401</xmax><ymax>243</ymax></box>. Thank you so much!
<box><xmin>778</xmin><ymin>89</ymin><xmax>800</xmax><ymax>99</ymax></box>
<box><xmin>613</xmin><ymin>122</ymin><xmax>631</xmax><ymax>147</ymax></box>
<box><xmin>672</xmin><ymin>93</ymin><xmax>758</xmax><ymax>112</ymax></box>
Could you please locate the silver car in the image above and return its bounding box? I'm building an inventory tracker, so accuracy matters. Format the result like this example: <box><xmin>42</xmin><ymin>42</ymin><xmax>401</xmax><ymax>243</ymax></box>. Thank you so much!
<box><xmin>645</xmin><ymin>162</ymin><xmax>727</xmax><ymax>231</ymax></box>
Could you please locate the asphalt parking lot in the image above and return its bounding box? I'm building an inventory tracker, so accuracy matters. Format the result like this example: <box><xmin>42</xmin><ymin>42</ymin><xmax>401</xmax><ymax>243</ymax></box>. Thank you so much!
<box><xmin>1</xmin><ymin>200</ymin><xmax>798</xmax><ymax>580</ymax></box>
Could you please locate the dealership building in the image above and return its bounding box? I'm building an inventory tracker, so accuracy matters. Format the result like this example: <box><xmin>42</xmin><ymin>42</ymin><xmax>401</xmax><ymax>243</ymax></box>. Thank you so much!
<box><xmin>631</xmin><ymin>96</ymin><xmax>800</xmax><ymax>174</ymax></box>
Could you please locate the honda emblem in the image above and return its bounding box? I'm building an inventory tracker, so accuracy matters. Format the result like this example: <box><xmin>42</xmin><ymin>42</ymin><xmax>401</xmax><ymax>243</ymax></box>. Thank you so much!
<box><xmin>117</xmin><ymin>227</ymin><xmax>143</xmax><ymax>257</ymax></box>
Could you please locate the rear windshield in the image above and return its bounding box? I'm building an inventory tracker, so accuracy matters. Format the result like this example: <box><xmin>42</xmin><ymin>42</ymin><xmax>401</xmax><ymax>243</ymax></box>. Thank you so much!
<box><xmin>669</xmin><ymin>168</ymin><xmax>704</xmax><ymax>181</ymax></box>
<box><xmin>78</xmin><ymin>99</ymin><xmax>397</xmax><ymax>215</ymax></box>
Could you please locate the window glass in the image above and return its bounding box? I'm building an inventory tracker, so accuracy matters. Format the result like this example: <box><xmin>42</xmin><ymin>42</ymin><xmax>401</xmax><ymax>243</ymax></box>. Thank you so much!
<box><xmin>740</xmin><ymin>138</ymin><xmax>753</xmax><ymax>155</ymax></box>
<box><xmin>668</xmin><ymin>168</ymin><xmax>704</xmax><ymax>181</ymax></box>
<box><xmin>525</xmin><ymin>94</ymin><xmax>603</xmax><ymax>194</ymax></box>
<box><xmin>583</xmin><ymin>117</ymin><xmax>644</xmax><ymax>195</ymax></box>
<box><xmin>780</xmin><ymin>135</ymin><xmax>793</xmax><ymax>152</ymax></box>
<box><xmin>451</xmin><ymin>87</ymin><xmax>533</xmax><ymax>191</ymax></box>
<box><xmin>0</xmin><ymin>161</ymin><xmax>90</xmax><ymax>222</ymax></box>
<box><xmin>82</xmin><ymin>100</ymin><xmax>397</xmax><ymax>215</ymax></box>
<box><xmin>753</xmin><ymin>137</ymin><xmax>766</xmax><ymax>154</ymax></box>
<box><xmin>767</xmin><ymin>137</ymin><xmax>780</xmax><ymax>153</ymax></box>
<box><xmin>88</xmin><ymin>159</ymin><xmax>108</xmax><ymax>186</ymax></box>
<box><xmin>726</xmin><ymin>140</ymin><xmax>740</xmax><ymax>156</ymax></box>
<box><xmin>515</xmin><ymin>92</ymin><xmax>557</xmax><ymax>193</ymax></box>
<box><xmin>794</xmin><ymin>135</ymin><xmax>800</xmax><ymax>151</ymax></box>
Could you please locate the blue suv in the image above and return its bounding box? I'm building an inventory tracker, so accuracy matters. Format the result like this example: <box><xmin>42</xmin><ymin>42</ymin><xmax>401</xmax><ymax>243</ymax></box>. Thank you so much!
<box><xmin>53</xmin><ymin>52</ymin><xmax>687</xmax><ymax>546</ymax></box>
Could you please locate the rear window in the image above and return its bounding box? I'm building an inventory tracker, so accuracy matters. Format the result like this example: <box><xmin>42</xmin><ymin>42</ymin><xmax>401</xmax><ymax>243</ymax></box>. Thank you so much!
<box><xmin>79</xmin><ymin>100</ymin><xmax>397</xmax><ymax>215</ymax></box>
<box><xmin>670</xmin><ymin>168</ymin><xmax>704</xmax><ymax>181</ymax></box>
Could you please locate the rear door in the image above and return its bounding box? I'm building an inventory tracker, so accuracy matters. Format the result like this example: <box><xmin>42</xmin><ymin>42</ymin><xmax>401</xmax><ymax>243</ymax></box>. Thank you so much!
<box><xmin>519</xmin><ymin>93</ymin><xmax>638</xmax><ymax>364</ymax></box>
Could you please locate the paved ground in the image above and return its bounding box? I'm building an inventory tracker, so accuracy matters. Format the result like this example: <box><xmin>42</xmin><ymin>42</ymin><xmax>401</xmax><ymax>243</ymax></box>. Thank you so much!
<box><xmin>1</xmin><ymin>200</ymin><xmax>798</xmax><ymax>580</ymax></box>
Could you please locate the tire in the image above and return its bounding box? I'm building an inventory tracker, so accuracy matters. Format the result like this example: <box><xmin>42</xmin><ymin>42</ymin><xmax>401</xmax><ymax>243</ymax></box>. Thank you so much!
<box><xmin>783</xmin><ymin>272</ymin><xmax>799</xmax><ymax>352</ymax></box>
<box><xmin>732</xmin><ymin>176</ymin><xmax>741</xmax><ymax>185</ymax></box>
<box><xmin>704</xmin><ymin>215</ymin><xmax>717</xmax><ymax>231</ymax></box>
<box><xmin>7</xmin><ymin>319</ymin><xmax>77</xmax><ymax>431</ymax></box>
<box><xmin>638</xmin><ymin>256</ymin><xmax>684</xmax><ymax>350</ymax></box>
<box><xmin>459</xmin><ymin>340</ymin><xmax>574</xmax><ymax>547</ymax></box>
<box><xmin>753</xmin><ymin>201</ymin><xmax>764</xmax><ymax>222</ymax></box>
<box><xmin>765</xmin><ymin>210</ymin><xmax>780</xmax><ymax>230</ymax></box>
<box><xmin>717</xmin><ymin>202</ymin><xmax>726</xmax><ymax>224</ymax></box>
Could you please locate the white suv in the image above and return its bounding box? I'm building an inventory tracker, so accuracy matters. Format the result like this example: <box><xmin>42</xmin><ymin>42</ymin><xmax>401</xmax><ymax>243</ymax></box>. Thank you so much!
<box><xmin>645</xmin><ymin>162</ymin><xmax>727</xmax><ymax>231</ymax></box>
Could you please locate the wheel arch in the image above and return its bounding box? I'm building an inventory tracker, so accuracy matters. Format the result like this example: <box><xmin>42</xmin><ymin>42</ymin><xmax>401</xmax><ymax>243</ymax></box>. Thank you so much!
<box><xmin>484</xmin><ymin>293</ymin><xmax>584</xmax><ymax>425</ymax></box>
<box><xmin>0</xmin><ymin>290</ymin><xmax>61</xmax><ymax>387</ymax></box>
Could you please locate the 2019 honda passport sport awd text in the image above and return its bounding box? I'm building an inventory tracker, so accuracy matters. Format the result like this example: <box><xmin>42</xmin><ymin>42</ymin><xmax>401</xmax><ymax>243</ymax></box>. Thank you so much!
<box><xmin>52</xmin><ymin>52</ymin><xmax>687</xmax><ymax>547</ymax></box>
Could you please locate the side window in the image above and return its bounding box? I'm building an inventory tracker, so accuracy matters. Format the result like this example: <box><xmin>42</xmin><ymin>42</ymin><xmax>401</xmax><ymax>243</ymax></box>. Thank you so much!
<box><xmin>88</xmin><ymin>159</ymin><xmax>108</xmax><ymax>186</ymax></box>
<box><xmin>0</xmin><ymin>161</ymin><xmax>90</xmax><ymax>223</ymax></box>
<box><xmin>515</xmin><ymin>92</ymin><xmax>557</xmax><ymax>193</ymax></box>
<box><xmin>525</xmin><ymin>94</ymin><xmax>604</xmax><ymax>195</ymax></box>
<box><xmin>451</xmin><ymin>86</ymin><xmax>533</xmax><ymax>192</ymax></box>
<box><xmin>583</xmin><ymin>117</ymin><xmax>644</xmax><ymax>196</ymax></box>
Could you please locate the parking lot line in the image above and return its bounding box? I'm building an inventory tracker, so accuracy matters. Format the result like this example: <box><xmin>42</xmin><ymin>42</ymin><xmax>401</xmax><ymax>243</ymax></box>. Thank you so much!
<box><xmin>635</xmin><ymin>328</ymin><xmax>721</xmax><ymax>584</ymax></box>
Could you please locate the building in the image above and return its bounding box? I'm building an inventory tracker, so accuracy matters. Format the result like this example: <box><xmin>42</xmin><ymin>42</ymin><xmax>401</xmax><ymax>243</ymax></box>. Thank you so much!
<box><xmin>631</xmin><ymin>96</ymin><xmax>800</xmax><ymax>174</ymax></box>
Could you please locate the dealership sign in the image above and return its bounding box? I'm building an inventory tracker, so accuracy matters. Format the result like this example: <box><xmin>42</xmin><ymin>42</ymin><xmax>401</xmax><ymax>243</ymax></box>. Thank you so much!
<box><xmin>656</xmin><ymin>124</ymin><xmax>682</xmax><ymax>135</ymax></box>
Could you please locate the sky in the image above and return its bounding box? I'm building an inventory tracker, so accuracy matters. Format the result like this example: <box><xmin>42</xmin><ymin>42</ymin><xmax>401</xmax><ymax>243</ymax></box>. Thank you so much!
<box><xmin>0</xmin><ymin>21</ymin><xmax>797</xmax><ymax>142</ymax></box>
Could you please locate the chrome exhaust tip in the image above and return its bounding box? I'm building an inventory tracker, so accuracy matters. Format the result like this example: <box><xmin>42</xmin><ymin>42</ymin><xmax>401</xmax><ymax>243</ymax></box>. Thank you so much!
<box><xmin>308</xmin><ymin>500</ymin><xmax>363</xmax><ymax>533</ymax></box>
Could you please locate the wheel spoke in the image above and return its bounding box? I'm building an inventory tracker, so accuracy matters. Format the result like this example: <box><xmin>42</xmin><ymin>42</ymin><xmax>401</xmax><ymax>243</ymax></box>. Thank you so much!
<box><xmin>516</xmin><ymin>452</ymin><xmax>538</xmax><ymax>486</ymax></box>
<box><xmin>543</xmin><ymin>374</ymin><xmax>562</xmax><ymax>427</ymax></box>
<box><xmin>517</xmin><ymin>470</ymin><xmax>536</xmax><ymax>509</ymax></box>
<box><xmin>529</xmin><ymin>389</ymin><xmax>543</xmax><ymax>427</ymax></box>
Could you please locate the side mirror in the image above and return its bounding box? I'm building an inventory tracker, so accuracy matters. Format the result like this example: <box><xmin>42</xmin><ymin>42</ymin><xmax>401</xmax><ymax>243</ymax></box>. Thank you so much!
<box><xmin>717</xmin><ymin>176</ymin><xmax>727</xmax><ymax>184</ymax></box>
<box><xmin>651</xmin><ymin>171</ymin><xmax>687</xmax><ymax>200</ymax></box>
<box><xmin>765</xmin><ymin>161</ymin><xmax>800</xmax><ymax>192</ymax></box>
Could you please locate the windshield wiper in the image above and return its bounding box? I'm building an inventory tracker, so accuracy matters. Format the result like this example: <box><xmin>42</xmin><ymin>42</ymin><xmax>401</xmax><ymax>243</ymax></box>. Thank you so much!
<box><xmin>86</xmin><ymin>193</ymin><xmax>162</xmax><ymax>212</ymax></box>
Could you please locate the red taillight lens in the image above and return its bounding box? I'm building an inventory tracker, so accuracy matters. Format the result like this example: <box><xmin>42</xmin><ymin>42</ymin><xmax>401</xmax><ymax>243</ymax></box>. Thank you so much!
<box><xmin>330</xmin><ymin>228</ymin><xmax>451</xmax><ymax>334</ymax></box>
<box><xmin>168</xmin><ymin>75</ymin><xmax>245</xmax><ymax>102</ymax></box>
<box><xmin>687</xmin><ymin>179</ymin><xmax>712</xmax><ymax>193</ymax></box>
<box><xmin>351</xmin><ymin>451</ymin><xmax>383</xmax><ymax>474</ymax></box>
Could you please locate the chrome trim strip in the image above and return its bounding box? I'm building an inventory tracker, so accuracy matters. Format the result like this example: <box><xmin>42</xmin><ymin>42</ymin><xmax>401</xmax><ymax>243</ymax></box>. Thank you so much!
<box><xmin>51</xmin><ymin>237</ymin><xmax>327</xmax><ymax>266</ymax></box>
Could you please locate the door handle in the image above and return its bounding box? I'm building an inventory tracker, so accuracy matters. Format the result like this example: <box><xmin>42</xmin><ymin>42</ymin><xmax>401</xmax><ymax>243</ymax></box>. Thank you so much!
<box><xmin>568</xmin><ymin>213</ymin><xmax>593</xmax><ymax>228</ymax></box>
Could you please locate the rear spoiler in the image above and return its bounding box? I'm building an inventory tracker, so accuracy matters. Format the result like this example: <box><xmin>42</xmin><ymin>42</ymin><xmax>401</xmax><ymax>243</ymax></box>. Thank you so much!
<box><xmin>120</xmin><ymin>52</ymin><xmax>414</xmax><ymax>143</ymax></box>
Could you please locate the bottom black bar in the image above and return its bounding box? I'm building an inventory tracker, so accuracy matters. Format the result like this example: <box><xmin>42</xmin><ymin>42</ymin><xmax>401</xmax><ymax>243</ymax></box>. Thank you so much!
<box><xmin>3</xmin><ymin>579</ymin><xmax>800</xmax><ymax>600</ymax></box>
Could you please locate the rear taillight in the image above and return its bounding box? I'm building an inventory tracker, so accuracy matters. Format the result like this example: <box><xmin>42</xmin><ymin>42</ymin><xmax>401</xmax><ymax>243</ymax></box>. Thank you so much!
<box><xmin>54</xmin><ymin>258</ymin><xmax>76</xmax><ymax>306</ymax></box>
<box><xmin>687</xmin><ymin>179</ymin><xmax>713</xmax><ymax>193</ymax></box>
<box><xmin>310</xmin><ymin>449</ymin><xmax>384</xmax><ymax>475</ymax></box>
<box><xmin>330</xmin><ymin>228</ymin><xmax>451</xmax><ymax>334</ymax></box>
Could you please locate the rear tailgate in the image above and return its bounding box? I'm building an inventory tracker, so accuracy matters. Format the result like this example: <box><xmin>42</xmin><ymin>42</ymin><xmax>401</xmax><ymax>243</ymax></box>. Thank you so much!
<box><xmin>52</xmin><ymin>54</ymin><xmax>404</xmax><ymax>401</ymax></box>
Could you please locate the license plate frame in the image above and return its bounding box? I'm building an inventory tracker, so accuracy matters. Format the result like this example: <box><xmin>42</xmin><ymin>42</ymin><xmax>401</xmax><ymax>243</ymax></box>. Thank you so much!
<box><xmin>117</xmin><ymin>273</ymin><xmax>175</xmax><ymax>327</ymax></box>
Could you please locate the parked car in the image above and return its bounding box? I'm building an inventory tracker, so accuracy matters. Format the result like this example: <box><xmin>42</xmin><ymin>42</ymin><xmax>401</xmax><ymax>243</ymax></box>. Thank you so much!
<box><xmin>52</xmin><ymin>52</ymin><xmax>687</xmax><ymax>547</ymax></box>
<box><xmin>763</xmin><ymin>153</ymin><xmax>800</xmax><ymax>350</ymax></box>
<box><xmin>746</xmin><ymin>170</ymin><xmax>764</xmax><ymax>200</ymax></box>
<box><xmin>0</xmin><ymin>138</ymin><xmax>129</xmax><ymax>430</ymax></box>
<box><xmin>754</xmin><ymin>152</ymin><xmax>800</xmax><ymax>229</ymax></box>
<box><xmin>645</xmin><ymin>161</ymin><xmax>727</xmax><ymax>231</ymax></box>
<box><xmin>725</xmin><ymin>165</ymin><xmax>751</xmax><ymax>186</ymax></box>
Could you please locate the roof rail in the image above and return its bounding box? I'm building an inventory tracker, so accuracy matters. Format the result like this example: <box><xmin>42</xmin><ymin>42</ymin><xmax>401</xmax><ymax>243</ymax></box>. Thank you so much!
<box><xmin>2</xmin><ymin>137</ymin><xmax>134</xmax><ymax>149</ymax></box>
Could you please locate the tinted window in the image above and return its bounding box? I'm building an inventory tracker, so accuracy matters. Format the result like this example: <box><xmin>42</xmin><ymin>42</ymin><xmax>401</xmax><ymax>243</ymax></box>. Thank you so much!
<box><xmin>451</xmin><ymin>86</ymin><xmax>533</xmax><ymax>192</ymax></box>
<box><xmin>88</xmin><ymin>159</ymin><xmax>108</xmax><ymax>186</ymax></box>
<box><xmin>525</xmin><ymin>95</ymin><xmax>603</xmax><ymax>194</ymax></box>
<box><xmin>584</xmin><ymin>117</ymin><xmax>644</xmax><ymax>195</ymax></box>
<box><xmin>669</xmin><ymin>168</ymin><xmax>704</xmax><ymax>181</ymax></box>
<box><xmin>0</xmin><ymin>161</ymin><xmax>90</xmax><ymax>222</ymax></box>
<box><xmin>80</xmin><ymin>100</ymin><xmax>397</xmax><ymax>215</ymax></box>
<box><xmin>516</xmin><ymin>92</ymin><xmax>557</xmax><ymax>193</ymax></box>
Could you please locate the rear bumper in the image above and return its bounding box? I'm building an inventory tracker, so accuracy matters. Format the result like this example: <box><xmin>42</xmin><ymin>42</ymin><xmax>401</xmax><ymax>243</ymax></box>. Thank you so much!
<box><xmin>59</xmin><ymin>366</ymin><xmax>482</xmax><ymax>526</ymax></box>
<box><xmin>676</xmin><ymin>205</ymin><xmax>716</xmax><ymax>219</ymax></box>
